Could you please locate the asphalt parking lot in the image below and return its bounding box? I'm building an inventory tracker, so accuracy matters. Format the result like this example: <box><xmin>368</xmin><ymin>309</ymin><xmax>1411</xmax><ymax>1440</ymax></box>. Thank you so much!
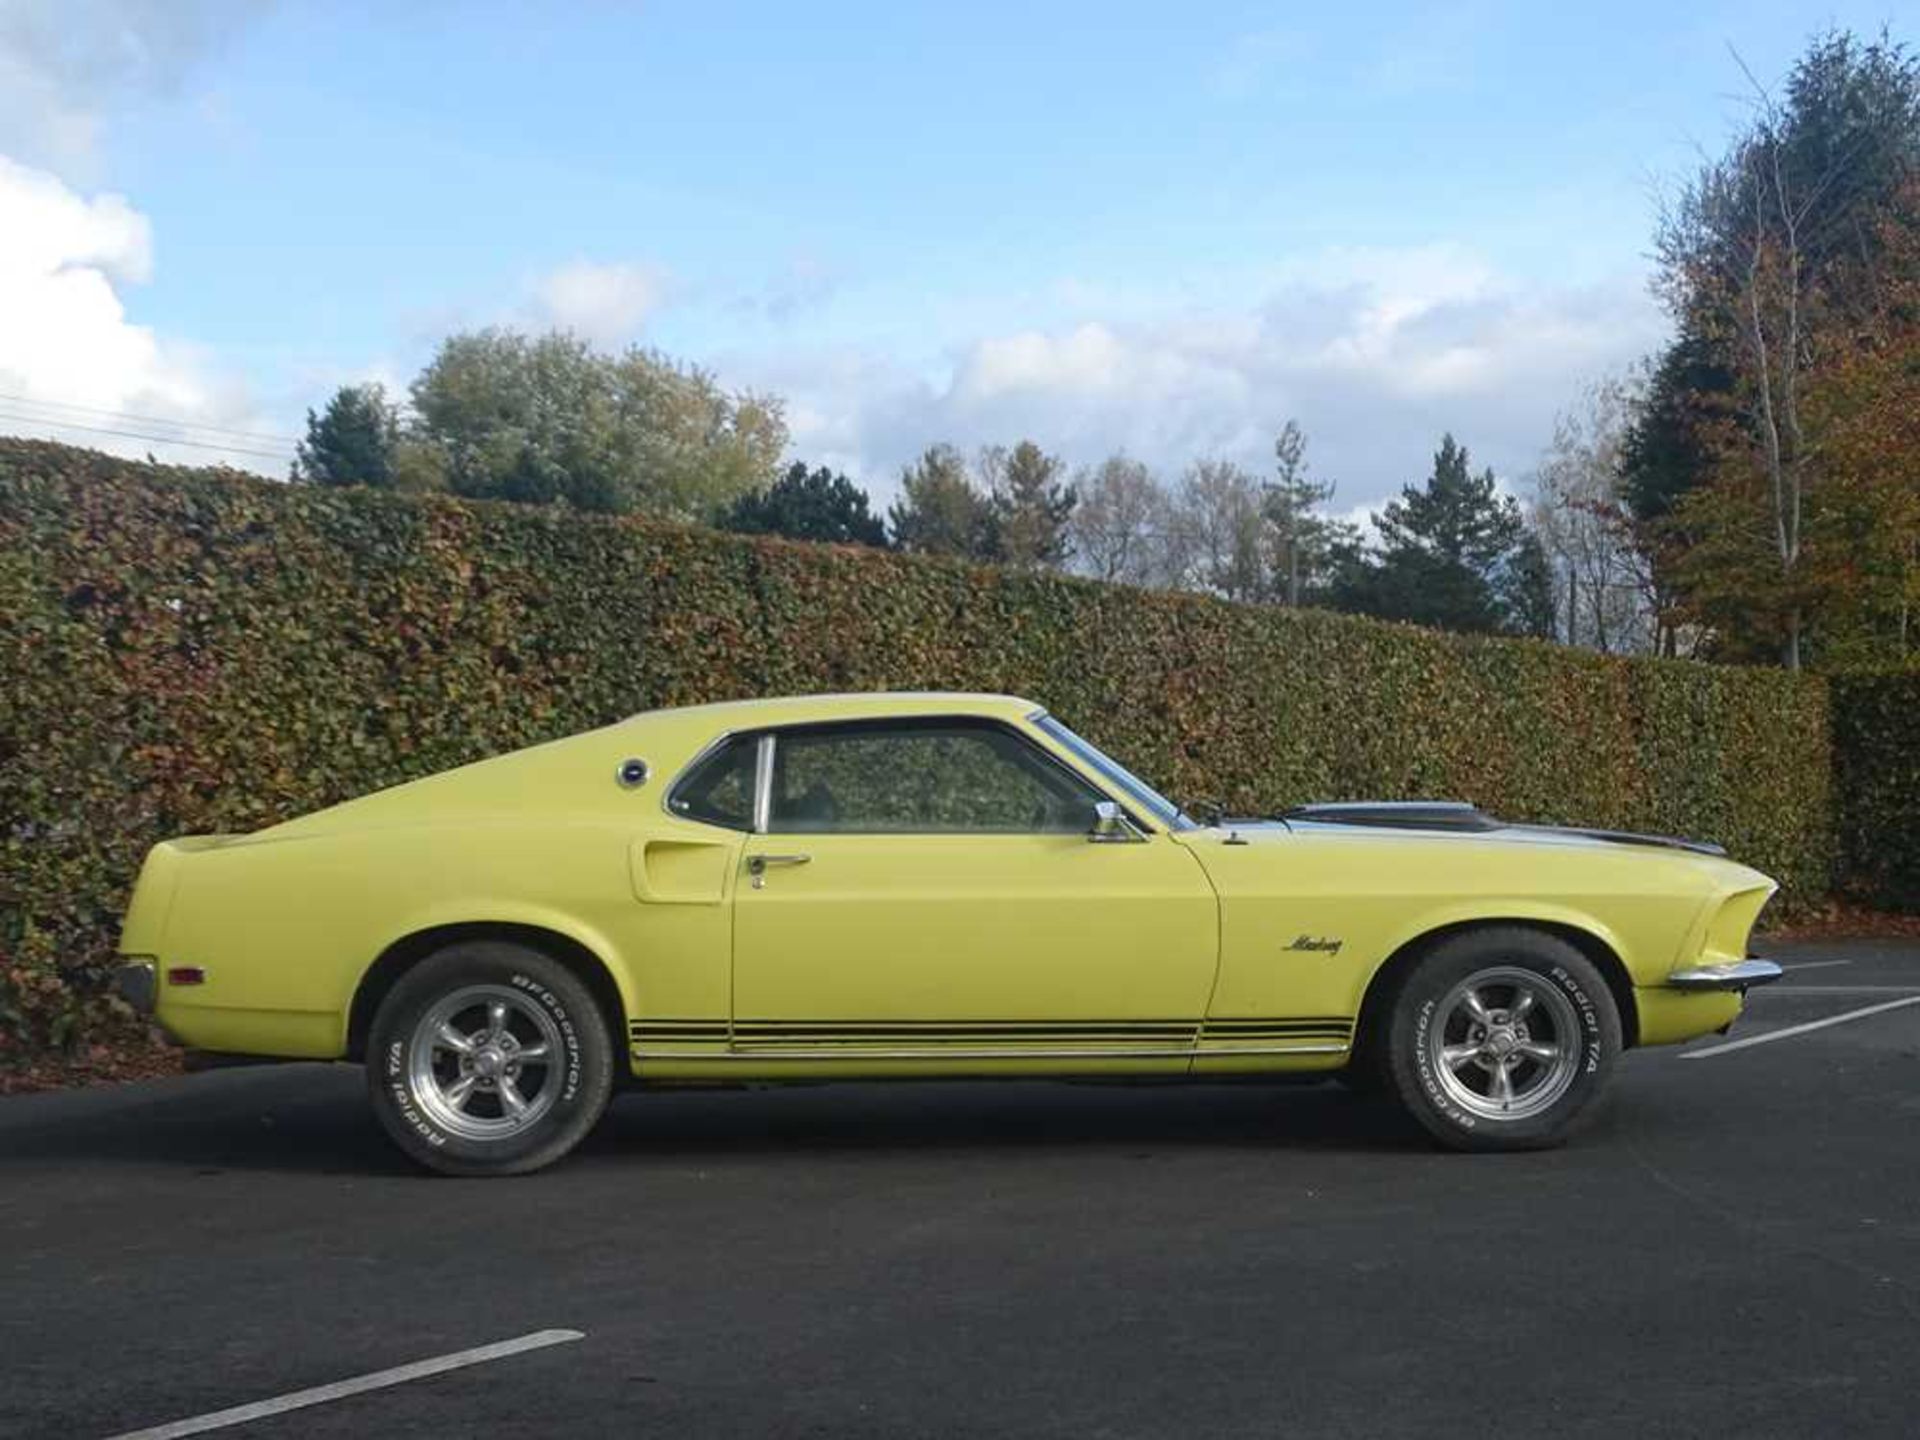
<box><xmin>3</xmin><ymin>939</ymin><xmax>1917</xmax><ymax>1440</ymax></box>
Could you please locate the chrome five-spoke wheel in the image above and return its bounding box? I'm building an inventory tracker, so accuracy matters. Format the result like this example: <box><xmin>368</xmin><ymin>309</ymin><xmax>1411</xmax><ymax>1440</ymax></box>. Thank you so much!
<box><xmin>1427</xmin><ymin>965</ymin><xmax>1581</xmax><ymax>1122</ymax></box>
<box><xmin>1384</xmin><ymin>927</ymin><xmax>1620</xmax><ymax>1152</ymax></box>
<box><xmin>407</xmin><ymin>984</ymin><xmax>564</xmax><ymax>1140</ymax></box>
<box><xmin>370</xmin><ymin>940</ymin><xmax>615</xmax><ymax>1175</ymax></box>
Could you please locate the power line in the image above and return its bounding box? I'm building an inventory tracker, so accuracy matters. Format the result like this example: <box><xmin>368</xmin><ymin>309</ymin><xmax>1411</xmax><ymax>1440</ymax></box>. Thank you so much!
<box><xmin>0</xmin><ymin>411</ymin><xmax>293</xmax><ymax>464</ymax></box>
<box><xmin>0</xmin><ymin>391</ymin><xmax>301</xmax><ymax>446</ymax></box>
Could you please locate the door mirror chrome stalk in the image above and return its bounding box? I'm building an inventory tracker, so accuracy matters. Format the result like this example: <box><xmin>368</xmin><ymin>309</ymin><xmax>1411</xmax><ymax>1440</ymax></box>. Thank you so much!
<box><xmin>1088</xmin><ymin>800</ymin><xmax>1144</xmax><ymax>844</ymax></box>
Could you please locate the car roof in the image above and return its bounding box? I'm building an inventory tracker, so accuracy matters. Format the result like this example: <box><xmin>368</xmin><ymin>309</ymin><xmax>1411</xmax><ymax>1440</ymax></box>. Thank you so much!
<box><xmin>622</xmin><ymin>691</ymin><xmax>1043</xmax><ymax>733</ymax></box>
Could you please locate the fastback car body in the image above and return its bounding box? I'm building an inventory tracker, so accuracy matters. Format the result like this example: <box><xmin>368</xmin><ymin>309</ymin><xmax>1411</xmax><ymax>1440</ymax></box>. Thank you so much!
<box><xmin>117</xmin><ymin>692</ymin><xmax>1782</xmax><ymax>1174</ymax></box>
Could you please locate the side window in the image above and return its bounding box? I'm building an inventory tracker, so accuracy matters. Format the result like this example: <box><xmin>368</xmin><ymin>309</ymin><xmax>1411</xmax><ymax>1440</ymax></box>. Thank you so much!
<box><xmin>768</xmin><ymin>722</ymin><xmax>1104</xmax><ymax>834</ymax></box>
<box><xmin>667</xmin><ymin>735</ymin><xmax>758</xmax><ymax>830</ymax></box>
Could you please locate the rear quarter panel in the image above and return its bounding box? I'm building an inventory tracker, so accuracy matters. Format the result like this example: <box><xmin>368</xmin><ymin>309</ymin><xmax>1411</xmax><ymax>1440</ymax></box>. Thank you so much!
<box><xmin>138</xmin><ymin>710</ymin><xmax>740</xmax><ymax>1057</ymax></box>
<box><xmin>150</xmin><ymin>821</ymin><xmax>666</xmax><ymax>1055</ymax></box>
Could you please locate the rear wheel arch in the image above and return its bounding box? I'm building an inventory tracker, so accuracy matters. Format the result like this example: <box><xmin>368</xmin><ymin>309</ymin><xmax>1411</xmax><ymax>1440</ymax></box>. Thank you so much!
<box><xmin>1350</xmin><ymin>917</ymin><xmax>1639</xmax><ymax>1070</ymax></box>
<box><xmin>348</xmin><ymin>922</ymin><xmax>630</xmax><ymax>1068</ymax></box>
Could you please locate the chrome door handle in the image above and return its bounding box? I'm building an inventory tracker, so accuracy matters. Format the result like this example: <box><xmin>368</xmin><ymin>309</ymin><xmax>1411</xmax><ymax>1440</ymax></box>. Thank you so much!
<box><xmin>747</xmin><ymin>853</ymin><xmax>811</xmax><ymax>888</ymax></box>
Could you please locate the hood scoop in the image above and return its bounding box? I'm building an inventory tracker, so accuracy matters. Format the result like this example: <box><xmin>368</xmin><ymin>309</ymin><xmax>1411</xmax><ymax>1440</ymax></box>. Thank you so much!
<box><xmin>1278</xmin><ymin>800</ymin><xmax>1726</xmax><ymax>857</ymax></box>
<box><xmin>1280</xmin><ymin>801</ymin><xmax>1501</xmax><ymax>833</ymax></box>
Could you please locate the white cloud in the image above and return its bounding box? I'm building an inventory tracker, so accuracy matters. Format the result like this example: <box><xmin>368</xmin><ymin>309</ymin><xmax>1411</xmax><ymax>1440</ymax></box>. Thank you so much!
<box><xmin>730</xmin><ymin>245</ymin><xmax>1665</xmax><ymax>509</ymax></box>
<box><xmin>0</xmin><ymin>1</ymin><xmax>266</xmax><ymax>172</ymax></box>
<box><xmin>0</xmin><ymin>154</ymin><xmax>281</xmax><ymax>470</ymax></box>
<box><xmin>534</xmin><ymin>260</ymin><xmax>668</xmax><ymax>346</ymax></box>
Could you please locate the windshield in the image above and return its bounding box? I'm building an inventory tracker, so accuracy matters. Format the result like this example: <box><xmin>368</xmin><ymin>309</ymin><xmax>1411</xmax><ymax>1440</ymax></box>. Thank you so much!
<box><xmin>1032</xmin><ymin>714</ymin><xmax>1194</xmax><ymax>831</ymax></box>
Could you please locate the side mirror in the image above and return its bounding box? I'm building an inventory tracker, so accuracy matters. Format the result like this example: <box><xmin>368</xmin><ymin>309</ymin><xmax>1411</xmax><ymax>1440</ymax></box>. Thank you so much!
<box><xmin>1088</xmin><ymin>800</ymin><xmax>1141</xmax><ymax>844</ymax></box>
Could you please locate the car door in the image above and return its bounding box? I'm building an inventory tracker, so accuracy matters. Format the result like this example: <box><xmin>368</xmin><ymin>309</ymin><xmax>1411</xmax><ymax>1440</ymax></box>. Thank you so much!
<box><xmin>729</xmin><ymin>716</ymin><xmax>1219</xmax><ymax>1062</ymax></box>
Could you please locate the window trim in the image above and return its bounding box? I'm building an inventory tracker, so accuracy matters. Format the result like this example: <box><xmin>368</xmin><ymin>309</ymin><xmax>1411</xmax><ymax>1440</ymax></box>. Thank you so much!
<box><xmin>751</xmin><ymin>734</ymin><xmax>775</xmax><ymax>834</ymax></box>
<box><xmin>764</xmin><ymin>715</ymin><xmax>1120</xmax><ymax>837</ymax></box>
<box><xmin>1029</xmin><ymin>710</ymin><xmax>1192</xmax><ymax>832</ymax></box>
<box><xmin>665</xmin><ymin>713</ymin><xmax>1157</xmax><ymax>838</ymax></box>
<box><xmin>662</xmin><ymin>729</ymin><xmax>761</xmax><ymax>833</ymax></box>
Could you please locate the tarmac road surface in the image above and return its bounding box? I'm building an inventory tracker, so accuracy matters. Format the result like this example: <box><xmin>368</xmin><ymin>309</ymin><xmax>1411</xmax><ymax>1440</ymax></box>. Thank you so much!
<box><xmin>2</xmin><ymin>939</ymin><xmax>1916</xmax><ymax>1439</ymax></box>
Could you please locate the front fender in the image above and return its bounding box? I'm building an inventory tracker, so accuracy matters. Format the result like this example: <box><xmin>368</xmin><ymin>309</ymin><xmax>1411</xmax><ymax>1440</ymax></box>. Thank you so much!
<box><xmin>1368</xmin><ymin>898</ymin><xmax>1642</xmax><ymax>987</ymax></box>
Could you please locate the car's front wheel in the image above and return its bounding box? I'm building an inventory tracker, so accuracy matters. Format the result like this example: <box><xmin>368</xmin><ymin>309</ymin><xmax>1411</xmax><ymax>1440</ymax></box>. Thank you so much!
<box><xmin>1382</xmin><ymin>927</ymin><xmax>1620</xmax><ymax>1151</ymax></box>
<box><xmin>367</xmin><ymin>940</ymin><xmax>615</xmax><ymax>1176</ymax></box>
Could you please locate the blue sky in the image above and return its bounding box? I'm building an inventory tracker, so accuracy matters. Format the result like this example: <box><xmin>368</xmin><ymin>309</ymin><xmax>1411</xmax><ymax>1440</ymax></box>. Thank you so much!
<box><xmin>0</xmin><ymin>0</ymin><xmax>1904</xmax><ymax>507</ymax></box>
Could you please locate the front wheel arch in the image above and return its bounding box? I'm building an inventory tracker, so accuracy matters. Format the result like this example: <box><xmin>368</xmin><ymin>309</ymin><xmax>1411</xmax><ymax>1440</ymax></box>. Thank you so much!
<box><xmin>348</xmin><ymin>922</ymin><xmax>629</xmax><ymax>1072</ymax></box>
<box><xmin>1349</xmin><ymin>918</ymin><xmax>1638</xmax><ymax>1080</ymax></box>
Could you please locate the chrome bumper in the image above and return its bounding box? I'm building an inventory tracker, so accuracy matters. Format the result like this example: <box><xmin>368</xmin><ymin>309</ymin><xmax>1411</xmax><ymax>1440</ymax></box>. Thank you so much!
<box><xmin>114</xmin><ymin>959</ymin><xmax>157</xmax><ymax>1014</ymax></box>
<box><xmin>1666</xmin><ymin>958</ymin><xmax>1784</xmax><ymax>992</ymax></box>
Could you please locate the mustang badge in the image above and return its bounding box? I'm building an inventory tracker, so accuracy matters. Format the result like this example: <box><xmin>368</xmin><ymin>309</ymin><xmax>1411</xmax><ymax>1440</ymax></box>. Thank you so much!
<box><xmin>1286</xmin><ymin>934</ymin><xmax>1345</xmax><ymax>955</ymax></box>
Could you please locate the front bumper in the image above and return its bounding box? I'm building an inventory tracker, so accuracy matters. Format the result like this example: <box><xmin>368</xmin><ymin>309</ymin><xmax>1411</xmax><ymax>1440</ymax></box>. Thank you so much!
<box><xmin>1666</xmin><ymin>957</ymin><xmax>1784</xmax><ymax>992</ymax></box>
<box><xmin>114</xmin><ymin>959</ymin><xmax>157</xmax><ymax>1014</ymax></box>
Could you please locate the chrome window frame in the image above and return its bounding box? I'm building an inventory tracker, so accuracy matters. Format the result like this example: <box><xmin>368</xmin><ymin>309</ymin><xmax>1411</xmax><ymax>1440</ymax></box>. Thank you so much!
<box><xmin>663</xmin><ymin>713</ymin><xmax>1147</xmax><ymax>839</ymax></box>
<box><xmin>661</xmin><ymin>729</ymin><xmax>762</xmax><ymax>833</ymax></box>
<box><xmin>752</xmin><ymin>734</ymin><xmax>775</xmax><ymax>834</ymax></box>
<box><xmin>1028</xmin><ymin>710</ymin><xmax>1190</xmax><ymax>832</ymax></box>
<box><xmin>761</xmin><ymin>715</ymin><xmax>1123</xmax><ymax>837</ymax></box>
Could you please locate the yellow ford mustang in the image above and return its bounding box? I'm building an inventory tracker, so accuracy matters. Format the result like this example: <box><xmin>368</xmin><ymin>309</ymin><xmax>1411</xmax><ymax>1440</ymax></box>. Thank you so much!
<box><xmin>116</xmin><ymin>692</ymin><xmax>1782</xmax><ymax>1175</ymax></box>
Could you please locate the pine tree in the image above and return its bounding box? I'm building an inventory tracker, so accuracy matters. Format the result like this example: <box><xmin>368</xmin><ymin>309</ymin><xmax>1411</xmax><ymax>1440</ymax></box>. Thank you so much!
<box><xmin>1335</xmin><ymin>434</ymin><xmax>1541</xmax><ymax>635</ymax></box>
<box><xmin>721</xmin><ymin>461</ymin><xmax>887</xmax><ymax>546</ymax></box>
<box><xmin>1501</xmin><ymin>530</ymin><xmax>1559</xmax><ymax>639</ymax></box>
<box><xmin>888</xmin><ymin>445</ymin><xmax>997</xmax><ymax>559</ymax></box>
<box><xmin>985</xmin><ymin>440</ymin><xmax>1076</xmax><ymax>570</ymax></box>
<box><xmin>1263</xmin><ymin>420</ymin><xmax>1345</xmax><ymax>605</ymax></box>
<box><xmin>292</xmin><ymin>383</ymin><xmax>399</xmax><ymax>488</ymax></box>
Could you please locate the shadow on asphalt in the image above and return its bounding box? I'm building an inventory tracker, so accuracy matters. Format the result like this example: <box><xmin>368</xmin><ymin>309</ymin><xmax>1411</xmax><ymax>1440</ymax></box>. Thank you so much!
<box><xmin>0</xmin><ymin>1072</ymin><xmax>411</xmax><ymax>1178</ymax></box>
<box><xmin>0</xmin><ymin>1067</ymin><xmax>1432</xmax><ymax>1176</ymax></box>
<box><xmin>586</xmin><ymin>1077</ymin><xmax>1430</xmax><ymax>1160</ymax></box>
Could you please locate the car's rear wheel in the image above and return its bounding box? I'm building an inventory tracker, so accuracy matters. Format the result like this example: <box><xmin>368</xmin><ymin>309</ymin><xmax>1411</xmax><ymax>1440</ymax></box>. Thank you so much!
<box><xmin>1382</xmin><ymin>927</ymin><xmax>1619</xmax><ymax>1151</ymax></box>
<box><xmin>367</xmin><ymin>941</ymin><xmax>615</xmax><ymax>1176</ymax></box>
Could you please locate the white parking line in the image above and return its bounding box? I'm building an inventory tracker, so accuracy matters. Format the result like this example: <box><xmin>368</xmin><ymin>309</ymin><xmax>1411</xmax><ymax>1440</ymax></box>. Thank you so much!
<box><xmin>1783</xmin><ymin>959</ymin><xmax>1854</xmax><ymax>971</ymax></box>
<box><xmin>104</xmin><ymin>1329</ymin><xmax>585</xmax><ymax>1439</ymax></box>
<box><xmin>1680</xmin><ymin>995</ymin><xmax>1920</xmax><ymax>1061</ymax></box>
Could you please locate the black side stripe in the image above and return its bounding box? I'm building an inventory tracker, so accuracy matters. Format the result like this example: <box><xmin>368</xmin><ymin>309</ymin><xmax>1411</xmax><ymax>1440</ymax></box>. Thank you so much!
<box><xmin>731</xmin><ymin>1025</ymin><xmax>1195</xmax><ymax>1037</ymax></box>
<box><xmin>634</xmin><ymin>1016</ymin><xmax>1353</xmax><ymax>1030</ymax></box>
<box><xmin>730</xmin><ymin>1017</ymin><xmax>1190</xmax><ymax>1029</ymax></box>
<box><xmin>728</xmin><ymin>1017</ymin><xmax>1352</xmax><ymax>1029</ymax></box>
<box><xmin>630</xmin><ymin>1017</ymin><xmax>1356</xmax><ymax>1046</ymax></box>
<box><xmin>1199</xmin><ymin>1034</ymin><xmax>1349</xmax><ymax>1043</ymax></box>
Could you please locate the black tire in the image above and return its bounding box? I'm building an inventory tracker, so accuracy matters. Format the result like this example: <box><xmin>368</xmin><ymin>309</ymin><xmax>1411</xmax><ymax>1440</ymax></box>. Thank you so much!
<box><xmin>367</xmin><ymin>940</ymin><xmax>616</xmax><ymax>1176</ymax></box>
<box><xmin>1381</xmin><ymin>927</ymin><xmax>1620</xmax><ymax>1152</ymax></box>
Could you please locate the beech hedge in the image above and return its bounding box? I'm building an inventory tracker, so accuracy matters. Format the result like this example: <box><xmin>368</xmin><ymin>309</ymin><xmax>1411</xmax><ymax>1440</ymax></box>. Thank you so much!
<box><xmin>0</xmin><ymin>439</ymin><xmax>1836</xmax><ymax>1061</ymax></box>
<box><xmin>1830</xmin><ymin>672</ymin><xmax>1920</xmax><ymax>910</ymax></box>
